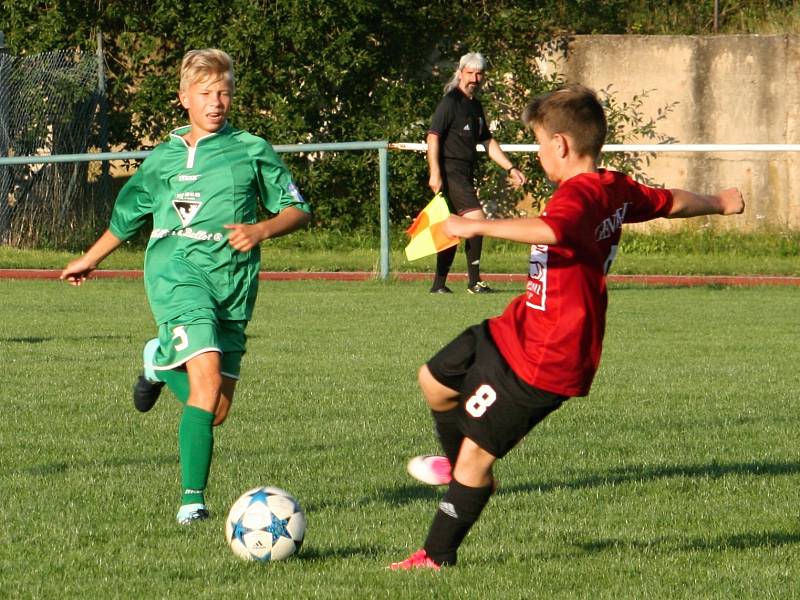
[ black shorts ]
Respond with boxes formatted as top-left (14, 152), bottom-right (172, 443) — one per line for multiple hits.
top-left (426, 321), bottom-right (568, 458)
top-left (442, 160), bottom-right (481, 215)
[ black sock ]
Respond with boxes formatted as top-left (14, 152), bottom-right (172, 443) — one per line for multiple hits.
top-left (423, 478), bottom-right (494, 566)
top-left (432, 408), bottom-right (462, 466)
top-left (465, 236), bottom-right (483, 286)
top-left (432, 246), bottom-right (457, 289)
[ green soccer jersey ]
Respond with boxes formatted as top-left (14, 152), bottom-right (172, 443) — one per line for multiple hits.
top-left (109, 123), bottom-right (310, 325)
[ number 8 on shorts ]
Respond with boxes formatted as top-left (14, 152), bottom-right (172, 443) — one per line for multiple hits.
top-left (465, 384), bottom-right (497, 418)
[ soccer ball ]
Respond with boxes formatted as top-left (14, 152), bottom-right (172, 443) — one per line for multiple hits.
top-left (225, 486), bottom-right (306, 561)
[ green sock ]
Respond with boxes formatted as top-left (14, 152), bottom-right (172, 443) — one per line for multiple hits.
top-left (145, 338), bottom-right (189, 403)
top-left (179, 405), bottom-right (215, 506)
top-left (158, 368), bottom-right (190, 404)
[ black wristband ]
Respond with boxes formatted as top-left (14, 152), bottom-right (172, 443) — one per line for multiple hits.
top-left (506, 165), bottom-right (516, 173)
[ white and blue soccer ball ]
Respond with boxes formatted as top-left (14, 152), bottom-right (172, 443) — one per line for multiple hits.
top-left (225, 486), bottom-right (306, 561)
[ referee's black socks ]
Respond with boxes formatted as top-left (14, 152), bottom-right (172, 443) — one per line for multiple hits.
top-left (465, 236), bottom-right (483, 286)
top-left (433, 246), bottom-right (457, 289)
top-left (423, 478), bottom-right (494, 566)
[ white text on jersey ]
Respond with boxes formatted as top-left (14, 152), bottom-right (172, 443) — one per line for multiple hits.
top-left (595, 202), bottom-right (630, 241)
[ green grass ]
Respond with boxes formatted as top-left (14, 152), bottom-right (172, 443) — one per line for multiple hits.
top-left (2, 229), bottom-right (800, 275)
top-left (1, 278), bottom-right (798, 598)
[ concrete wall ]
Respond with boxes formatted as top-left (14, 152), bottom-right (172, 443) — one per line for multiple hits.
top-left (540, 35), bottom-right (800, 231)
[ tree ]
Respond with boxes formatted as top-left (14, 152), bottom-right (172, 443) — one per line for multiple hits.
top-left (0, 0), bottom-right (686, 240)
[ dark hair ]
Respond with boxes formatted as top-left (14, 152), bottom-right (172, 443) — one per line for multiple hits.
top-left (521, 84), bottom-right (607, 158)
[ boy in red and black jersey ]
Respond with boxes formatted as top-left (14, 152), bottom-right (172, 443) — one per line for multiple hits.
top-left (391, 84), bottom-right (745, 570)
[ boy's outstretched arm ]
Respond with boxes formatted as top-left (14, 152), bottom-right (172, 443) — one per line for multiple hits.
top-left (444, 214), bottom-right (557, 245)
top-left (60, 229), bottom-right (123, 286)
top-left (667, 188), bottom-right (745, 218)
top-left (225, 206), bottom-right (311, 252)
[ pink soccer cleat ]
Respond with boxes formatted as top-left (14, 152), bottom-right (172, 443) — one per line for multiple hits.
top-left (406, 455), bottom-right (452, 486)
top-left (389, 549), bottom-right (441, 571)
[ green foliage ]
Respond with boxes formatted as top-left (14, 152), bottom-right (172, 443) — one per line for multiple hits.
top-left (2, 1), bottom-right (799, 238)
top-left (599, 86), bottom-right (679, 185)
top-left (621, 229), bottom-right (800, 256)
top-left (617, 0), bottom-right (800, 34)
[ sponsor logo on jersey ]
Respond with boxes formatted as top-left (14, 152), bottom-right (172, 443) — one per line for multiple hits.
top-left (595, 202), bottom-right (630, 241)
top-left (288, 182), bottom-right (306, 205)
top-left (178, 174), bottom-right (201, 182)
top-left (150, 227), bottom-right (223, 242)
top-left (173, 192), bottom-right (202, 227)
top-left (526, 244), bottom-right (548, 311)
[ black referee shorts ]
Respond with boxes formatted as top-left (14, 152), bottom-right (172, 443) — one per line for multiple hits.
top-left (426, 321), bottom-right (568, 458)
top-left (442, 160), bottom-right (482, 215)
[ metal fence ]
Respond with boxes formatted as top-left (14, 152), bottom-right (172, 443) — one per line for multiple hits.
top-left (3, 142), bottom-right (800, 278)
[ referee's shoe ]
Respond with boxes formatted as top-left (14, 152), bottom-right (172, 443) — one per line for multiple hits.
top-left (467, 281), bottom-right (492, 294)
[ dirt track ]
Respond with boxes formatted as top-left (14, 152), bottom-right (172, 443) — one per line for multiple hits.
top-left (2, 269), bottom-right (799, 287)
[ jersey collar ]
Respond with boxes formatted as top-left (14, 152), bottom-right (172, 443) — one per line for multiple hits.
top-left (169, 122), bottom-right (232, 147)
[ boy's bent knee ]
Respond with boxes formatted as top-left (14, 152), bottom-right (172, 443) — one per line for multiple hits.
top-left (418, 365), bottom-right (459, 411)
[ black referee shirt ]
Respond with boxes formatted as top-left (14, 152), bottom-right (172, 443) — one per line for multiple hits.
top-left (429, 88), bottom-right (492, 165)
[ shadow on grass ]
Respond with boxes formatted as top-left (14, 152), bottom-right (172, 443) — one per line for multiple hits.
top-left (19, 454), bottom-right (176, 477)
top-left (505, 460), bottom-right (800, 496)
top-left (369, 484), bottom-right (441, 508)
top-left (1, 334), bottom-right (130, 344)
top-left (300, 484), bottom-right (440, 514)
top-left (380, 460), bottom-right (800, 506)
top-left (576, 530), bottom-right (800, 554)
top-left (295, 544), bottom-right (384, 561)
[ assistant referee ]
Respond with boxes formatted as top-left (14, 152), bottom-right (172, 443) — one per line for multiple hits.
top-left (426, 52), bottom-right (526, 294)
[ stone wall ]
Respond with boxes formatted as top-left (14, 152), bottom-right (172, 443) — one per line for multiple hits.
top-left (540, 35), bottom-right (800, 231)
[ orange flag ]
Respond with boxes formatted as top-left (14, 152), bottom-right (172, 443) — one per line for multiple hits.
top-left (405, 193), bottom-right (459, 261)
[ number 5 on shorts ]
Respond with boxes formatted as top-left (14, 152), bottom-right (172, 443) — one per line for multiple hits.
top-left (172, 325), bottom-right (189, 352)
top-left (465, 384), bottom-right (497, 418)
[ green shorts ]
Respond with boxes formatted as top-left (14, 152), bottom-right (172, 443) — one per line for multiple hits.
top-left (152, 308), bottom-right (248, 379)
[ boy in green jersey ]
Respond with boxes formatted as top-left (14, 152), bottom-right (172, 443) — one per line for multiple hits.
top-left (61, 49), bottom-right (311, 524)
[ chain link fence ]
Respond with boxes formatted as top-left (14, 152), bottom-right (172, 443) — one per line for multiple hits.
top-left (0, 45), bottom-right (105, 248)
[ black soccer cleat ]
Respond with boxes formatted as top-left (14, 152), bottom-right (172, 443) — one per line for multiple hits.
top-left (467, 281), bottom-right (492, 294)
top-left (429, 285), bottom-right (453, 294)
top-left (133, 374), bottom-right (164, 413)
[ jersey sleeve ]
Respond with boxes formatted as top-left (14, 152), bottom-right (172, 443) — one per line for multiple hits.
top-left (623, 177), bottom-right (673, 223)
top-left (108, 164), bottom-right (154, 241)
top-left (252, 141), bottom-right (311, 215)
top-left (537, 187), bottom-right (590, 246)
top-left (428, 96), bottom-right (454, 137)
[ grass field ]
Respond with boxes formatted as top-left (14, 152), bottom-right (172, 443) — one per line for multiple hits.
top-left (1, 278), bottom-right (799, 598)
top-left (2, 229), bottom-right (800, 276)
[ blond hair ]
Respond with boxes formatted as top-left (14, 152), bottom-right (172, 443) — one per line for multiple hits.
top-left (179, 49), bottom-right (235, 92)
